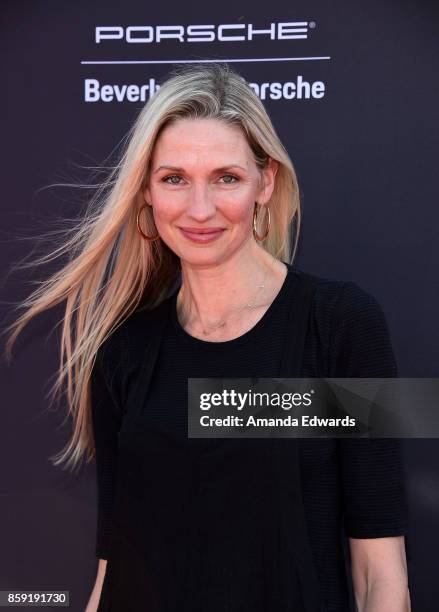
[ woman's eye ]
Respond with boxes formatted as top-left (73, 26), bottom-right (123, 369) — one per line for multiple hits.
top-left (220, 174), bottom-right (239, 184)
top-left (163, 175), bottom-right (183, 185)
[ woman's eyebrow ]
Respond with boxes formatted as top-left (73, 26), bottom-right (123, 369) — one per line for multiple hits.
top-left (153, 164), bottom-right (247, 174)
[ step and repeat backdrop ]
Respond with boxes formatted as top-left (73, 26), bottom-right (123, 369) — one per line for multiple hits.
top-left (1, 1), bottom-right (438, 610)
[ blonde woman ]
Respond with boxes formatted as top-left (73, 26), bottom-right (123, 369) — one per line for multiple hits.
top-left (4, 63), bottom-right (410, 611)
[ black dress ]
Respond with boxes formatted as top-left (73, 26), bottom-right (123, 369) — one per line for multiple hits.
top-left (91, 264), bottom-right (408, 611)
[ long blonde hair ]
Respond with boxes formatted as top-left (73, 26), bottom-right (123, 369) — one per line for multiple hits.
top-left (2, 62), bottom-right (302, 472)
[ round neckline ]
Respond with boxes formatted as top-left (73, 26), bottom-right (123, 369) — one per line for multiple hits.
top-left (170, 261), bottom-right (295, 348)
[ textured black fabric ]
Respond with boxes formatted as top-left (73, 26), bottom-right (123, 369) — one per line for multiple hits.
top-left (91, 263), bottom-right (408, 610)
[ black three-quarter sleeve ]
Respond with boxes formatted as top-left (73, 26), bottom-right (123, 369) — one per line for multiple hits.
top-left (329, 281), bottom-right (408, 539)
top-left (90, 346), bottom-right (123, 560)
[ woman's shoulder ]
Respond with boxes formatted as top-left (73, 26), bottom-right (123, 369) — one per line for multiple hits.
top-left (289, 265), bottom-right (384, 323)
top-left (96, 294), bottom-right (173, 368)
top-left (289, 266), bottom-right (396, 374)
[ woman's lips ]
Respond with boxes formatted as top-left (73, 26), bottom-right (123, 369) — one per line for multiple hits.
top-left (178, 227), bottom-right (225, 244)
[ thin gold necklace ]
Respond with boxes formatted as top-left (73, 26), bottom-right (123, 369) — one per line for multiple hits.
top-left (176, 259), bottom-right (278, 336)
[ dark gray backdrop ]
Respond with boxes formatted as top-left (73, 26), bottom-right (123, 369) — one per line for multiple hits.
top-left (1, 1), bottom-right (438, 610)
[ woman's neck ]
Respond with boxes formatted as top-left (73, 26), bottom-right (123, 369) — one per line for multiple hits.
top-left (176, 250), bottom-right (288, 337)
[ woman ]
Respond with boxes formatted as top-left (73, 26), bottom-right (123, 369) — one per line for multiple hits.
top-left (4, 63), bottom-right (410, 611)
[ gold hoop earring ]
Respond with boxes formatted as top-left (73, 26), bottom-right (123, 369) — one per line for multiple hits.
top-left (253, 202), bottom-right (270, 241)
top-left (136, 203), bottom-right (160, 242)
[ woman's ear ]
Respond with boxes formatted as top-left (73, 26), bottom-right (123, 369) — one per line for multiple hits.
top-left (143, 186), bottom-right (152, 205)
top-left (259, 157), bottom-right (279, 204)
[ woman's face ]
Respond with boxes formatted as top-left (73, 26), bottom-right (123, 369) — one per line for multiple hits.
top-left (143, 117), bottom-right (278, 266)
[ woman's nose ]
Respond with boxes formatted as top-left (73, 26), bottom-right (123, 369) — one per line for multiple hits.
top-left (185, 185), bottom-right (217, 221)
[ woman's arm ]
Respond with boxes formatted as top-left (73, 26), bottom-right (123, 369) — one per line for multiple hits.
top-left (328, 282), bottom-right (411, 611)
top-left (85, 559), bottom-right (107, 612)
top-left (87, 340), bottom-right (123, 610)
top-left (349, 536), bottom-right (411, 611)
